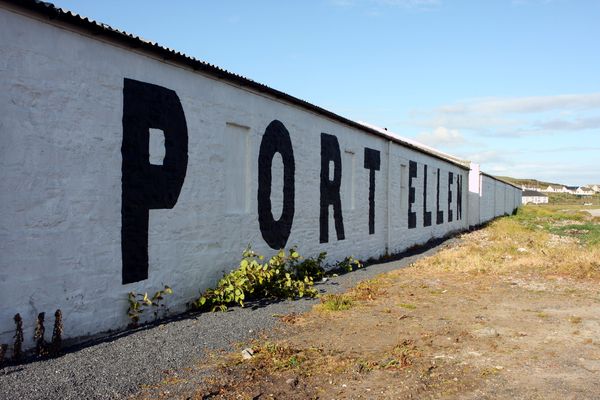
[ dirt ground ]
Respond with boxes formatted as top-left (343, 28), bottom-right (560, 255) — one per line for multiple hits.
top-left (135, 208), bottom-right (600, 399)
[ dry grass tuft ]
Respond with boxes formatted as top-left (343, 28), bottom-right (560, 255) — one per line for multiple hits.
top-left (351, 279), bottom-right (388, 301)
top-left (246, 341), bottom-right (353, 377)
top-left (409, 206), bottom-right (600, 280)
top-left (317, 294), bottom-right (354, 312)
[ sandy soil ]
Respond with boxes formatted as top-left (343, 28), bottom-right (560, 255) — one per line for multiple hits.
top-left (134, 227), bottom-right (600, 399)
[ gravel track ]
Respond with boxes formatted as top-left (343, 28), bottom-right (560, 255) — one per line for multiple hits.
top-left (0, 240), bottom-right (453, 400)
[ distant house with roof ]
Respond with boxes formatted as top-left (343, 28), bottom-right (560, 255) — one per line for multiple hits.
top-left (543, 185), bottom-right (569, 193)
top-left (565, 186), bottom-right (579, 194)
top-left (522, 190), bottom-right (548, 205)
top-left (585, 184), bottom-right (600, 193)
top-left (575, 186), bottom-right (595, 196)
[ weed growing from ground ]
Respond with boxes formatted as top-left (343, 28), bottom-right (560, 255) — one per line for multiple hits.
top-left (34, 312), bottom-right (47, 357)
top-left (12, 314), bottom-right (23, 361)
top-left (319, 294), bottom-right (353, 311)
top-left (127, 286), bottom-right (173, 327)
top-left (0, 344), bottom-right (6, 366)
top-left (194, 247), bottom-right (345, 312)
top-left (49, 309), bottom-right (63, 357)
top-left (398, 303), bottom-right (417, 310)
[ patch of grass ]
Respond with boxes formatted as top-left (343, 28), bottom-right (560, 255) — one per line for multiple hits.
top-left (351, 280), bottom-right (387, 301)
top-left (513, 205), bottom-right (587, 231)
top-left (550, 222), bottom-right (600, 245)
top-left (354, 359), bottom-right (374, 373)
top-left (275, 313), bottom-right (302, 324)
top-left (370, 340), bottom-right (420, 371)
top-left (244, 341), bottom-right (353, 377)
top-left (251, 342), bottom-right (307, 371)
top-left (286, 355), bottom-right (300, 368)
top-left (408, 205), bottom-right (600, 280)
top-left (480, 366), bottom-right (502, 377)
top-left (398, 303), bottom-right (417, 310)
top-left (318, 294), bottom-right (353, 311)
top-left (514, 204), bottom-right (600, 244)
top-left (547, 192), bottom-right (600, 206)
top-left (392, 339), bottom-right (418, 367)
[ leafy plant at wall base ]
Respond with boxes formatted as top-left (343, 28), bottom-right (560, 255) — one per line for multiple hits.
top-left (336, 256), bottom-right (363, 273)
top-left (127, 286), bottom-right (173, 327)
top-left (194, 247), bottom-right (324, 312)
top-left (293, 251), bottom-right (327, 281)
top-left (150, 286), bottom-right (174, 320)
top-left (0, 344), bottom-right (7, 366)
top-left (12, 313), bottom-right (23, 361)
top-left (34, 312), bottom-right (47, 357)
top-left (50, 309), bottom-right (63, 357)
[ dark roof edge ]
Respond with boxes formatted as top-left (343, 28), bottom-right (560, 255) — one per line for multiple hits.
top-left (480, 172), bottom-right (522, 190)
top-left (522, 190), bottom-right (547, 197)
top-left (1, 0), bottom-right (473, 170)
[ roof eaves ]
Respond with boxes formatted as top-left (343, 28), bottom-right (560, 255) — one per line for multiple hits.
top-left (1, 0), bottom-right (474, 170)
top-left (480, 173), bottom-right (522, 190)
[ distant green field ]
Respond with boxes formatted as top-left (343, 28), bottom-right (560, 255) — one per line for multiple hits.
top-left (516, 205), bottom-right (600, 246)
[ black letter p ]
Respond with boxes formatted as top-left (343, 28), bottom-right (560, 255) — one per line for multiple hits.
top-left (121, 78), bottom-right (188, 284)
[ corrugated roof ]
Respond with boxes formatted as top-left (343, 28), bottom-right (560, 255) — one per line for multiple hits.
top-left (357, 122), bottom-right (472, 167)
top-left (2, 0), bottom-right (474, 170)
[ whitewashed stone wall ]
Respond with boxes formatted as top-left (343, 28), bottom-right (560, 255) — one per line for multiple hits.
top-left (0, 5), bottom-right (520, 349)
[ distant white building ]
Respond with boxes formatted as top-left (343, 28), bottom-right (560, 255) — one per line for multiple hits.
top-left (522, 190), bottom-right (549, 205)
top-left (585, 184), bottom-right (600, 193)
top-left (542, 185), bottom-right (568, 193)
top-left (521, 185), bottom-right (541, 191)
top-left (575, 187), bottom-right (595, 196)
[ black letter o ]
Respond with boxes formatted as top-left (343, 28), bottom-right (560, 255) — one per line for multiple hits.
top-left (258, 120), bottom-right (295, 249)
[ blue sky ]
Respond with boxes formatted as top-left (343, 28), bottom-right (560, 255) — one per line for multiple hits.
top-left (54, 0), bottom-right (600, 185)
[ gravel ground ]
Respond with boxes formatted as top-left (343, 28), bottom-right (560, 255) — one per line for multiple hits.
top-left (0, 239), bottom-right (454, 400)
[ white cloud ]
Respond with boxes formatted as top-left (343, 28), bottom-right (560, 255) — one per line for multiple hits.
top-left (534, 116), bottom-right (600, 131)
top-left (439, 93), bottom-right (600, 115)
top-left (414, 126), bottom-right (464, 147)
top-left (535, 145), bottom-right (600, 153)
top-left (410, 93), bottom-right (600, 137)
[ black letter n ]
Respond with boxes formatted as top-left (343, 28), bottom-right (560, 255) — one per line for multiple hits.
top-left (122, 78), bottom-right (188, 284)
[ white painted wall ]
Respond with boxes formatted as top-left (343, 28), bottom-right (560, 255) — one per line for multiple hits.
top-left (0, 6), bottom-right (521, 350)
top-left (522, 195), bottom-right (548, 204)
top-left (467, 163), bottom-right (481, 228)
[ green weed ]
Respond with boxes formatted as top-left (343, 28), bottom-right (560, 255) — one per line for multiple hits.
top-left (319, 294), bottom-right (353, 311)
